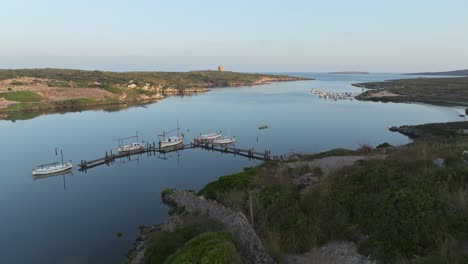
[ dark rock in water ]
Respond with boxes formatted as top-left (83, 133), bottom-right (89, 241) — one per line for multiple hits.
top-left (376, 142), bottom-right (393, 148)
top-left (116, 232), bottom-right (123, 237)
top-left (433, 158), bottom-right (445, 168)
top-left (388, 125), bottom-right (424, 139)
top-left (460, 114), bottom-right (465, 117)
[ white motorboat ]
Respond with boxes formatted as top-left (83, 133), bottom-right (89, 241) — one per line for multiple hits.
top-left (32, 162), bottom-right (73, 176)
top-left (196, 132), bottom-right (222, 142)
top-left (118, 142), bottom-right (144, 153)
top-left (212, 137), bottom-right (236, 145)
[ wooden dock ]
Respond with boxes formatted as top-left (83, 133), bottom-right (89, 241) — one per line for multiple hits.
top-left (78, 142), bottom-right (278, 171)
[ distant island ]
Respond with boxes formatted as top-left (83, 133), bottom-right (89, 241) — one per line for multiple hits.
top-left (0, 68), bottom-right (311, 120)
top-left (328, 71), bottom-right (369, 75)
top-left (406, 69), bottom-right (468, 76)
top-left (353, 77), bottom-right (468, 107)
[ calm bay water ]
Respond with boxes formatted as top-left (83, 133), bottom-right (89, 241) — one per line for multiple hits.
top-left (0, 73), bottom-right (465, 263)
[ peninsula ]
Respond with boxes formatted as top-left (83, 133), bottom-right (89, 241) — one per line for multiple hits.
top-left (406, 69), bottom-right (468, 76)
top-left (328, 71), bottom-right (369, 74)
top-left (353, 77), bottom-right (468, 106)
top-left (0, 69), bottom-right (310, 120)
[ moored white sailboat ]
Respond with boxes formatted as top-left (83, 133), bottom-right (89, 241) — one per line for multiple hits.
top-left (118, 142), bottom-right (144, 153)
top-left (159, 121), bottom-right (184, 149)
top-left (212, 128), bottom-right (235, 145)
top-left (117, 132), bottom-right (144, 153)
top-left (212, 137), bottom-right (236, 145)
top-left (32, 149), bottom-right (72, 175)
top-left (196, 131), bottom-right (222, 142)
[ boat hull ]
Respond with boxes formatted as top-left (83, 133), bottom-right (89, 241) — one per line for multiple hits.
top-left (159, 136), bottom-right (184, 149)
top-left (212, 138), bottom-right (236, 145)
top-left (118, 143), bottom-right (144, 153)
top-left (32, 163), bottom-right (73, 175)
top-left (196, 132), bottom-right (222, 142)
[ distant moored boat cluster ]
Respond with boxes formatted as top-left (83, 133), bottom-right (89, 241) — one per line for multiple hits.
top-left (310, 89), bottom-right (360, 101)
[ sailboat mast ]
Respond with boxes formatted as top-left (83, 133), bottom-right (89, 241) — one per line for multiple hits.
top-left (177, 120), bottom-right (180, 136)
top-left (61, 149), bottom-right (64, 165)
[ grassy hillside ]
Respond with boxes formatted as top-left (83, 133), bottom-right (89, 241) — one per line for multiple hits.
top-left (354, 77), bottom-right (468, 106)
top-left (0, 68), bottom-right (309, 120)
top-left (0, 68), bottom-right (308, 89)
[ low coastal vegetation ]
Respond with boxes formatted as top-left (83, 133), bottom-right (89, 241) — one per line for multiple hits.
top-left (142, 214), bottom-right (241, 264)
top-left (138, 122), bottom-right (468, 263)
top-left (407, 69), bottom-right (468, 76)
top-left (0, 68), bottom-right (308, 120)
top-left (0, 91), bottom-right (43, 102)
top-left (354, 77), bottom-right (468, 106)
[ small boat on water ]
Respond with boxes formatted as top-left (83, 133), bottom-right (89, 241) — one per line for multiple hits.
top-left (212, 137), bottom-right (236, 145)
top-left (159, 121), bottom-right (184, 149)
top-left (118, 142), bottom-right (144, 153)
top-left (196, 132), bottom-right (222, 142)
top-left (33, 166), bottom-right (73, 180)
top-left (117, 132), bottom-right (144, 153)
top-left (33, 149), bottom-right (72, 175)
top-left (33, 162), bottom-right (73, 175)
top-left (160, 135), bottom-right (184, 148)
top-left (258, 125), bottom-right (268, 130)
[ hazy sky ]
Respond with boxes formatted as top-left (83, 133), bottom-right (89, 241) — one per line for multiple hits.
top-left (1, 0), bottom-right (467, 72)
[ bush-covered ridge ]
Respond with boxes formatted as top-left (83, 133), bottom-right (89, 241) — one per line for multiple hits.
top-left (354, 77), bottom-right (468, 106)
top-left (0, 68), bottom-right (309, 89)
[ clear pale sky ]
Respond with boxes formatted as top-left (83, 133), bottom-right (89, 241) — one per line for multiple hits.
top-left (1, 0), bottom-right (467, 72)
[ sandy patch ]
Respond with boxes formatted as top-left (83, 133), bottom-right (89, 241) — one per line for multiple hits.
top-left (368, 90), bottom-right (400, 98)
top-left (0, 77), bottom-right (119, 104)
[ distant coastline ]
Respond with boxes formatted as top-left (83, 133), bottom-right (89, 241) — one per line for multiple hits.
top-left (328, 71), bottom-right (369, 75)
top-left (0, 68), bottom-right (311, 120)
top-left (406, 69), bottom-right (468, 76)
top-left (353, 76), bottom-right (468, 107)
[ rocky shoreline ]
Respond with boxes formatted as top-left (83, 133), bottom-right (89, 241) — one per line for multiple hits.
top-left (0, 74), bottom-right (309, 120)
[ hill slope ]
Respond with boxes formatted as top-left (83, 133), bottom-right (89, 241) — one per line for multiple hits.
top-left (407, 69), bottom-right (468, 76)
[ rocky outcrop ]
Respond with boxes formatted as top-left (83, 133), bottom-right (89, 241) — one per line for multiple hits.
top-left (162, 190), bottom-right (275, 264)
top-left (286, 241), bottom-right (374, 264)
top-left (389, 125), bottom-right (424, 139)
top-left (126, 216), bottom-right (182, 264)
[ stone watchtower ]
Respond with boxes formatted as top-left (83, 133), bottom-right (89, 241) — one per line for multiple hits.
top-left (218, 66), bottom-right (225, 72)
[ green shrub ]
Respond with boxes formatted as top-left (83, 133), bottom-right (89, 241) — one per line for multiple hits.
top-left (305, 156), bottom-right (468, 260)
top-left (257, 186), bottom-right (313, 253)
top-left (164, 232), bottom-right (241, 264)
top-left (0, 91), bottom-right (42, 102)
top-left (103, 85), bottom-right (123, 94)
top-left (145, 215), bottom-right (225, 264)
top-left (198, 170), bottom-right (252, 200)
